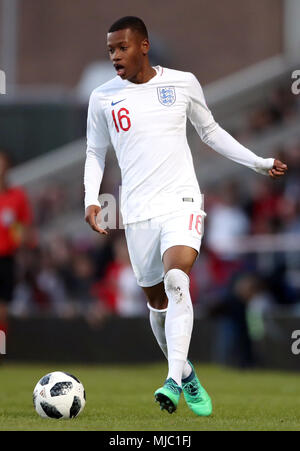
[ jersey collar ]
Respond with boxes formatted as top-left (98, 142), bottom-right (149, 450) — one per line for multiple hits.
top-left (122, 66), bottom-right (163, 87)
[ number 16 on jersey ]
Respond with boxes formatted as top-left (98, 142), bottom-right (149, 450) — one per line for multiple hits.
top-left (112, 108), bottom-right (131, 132)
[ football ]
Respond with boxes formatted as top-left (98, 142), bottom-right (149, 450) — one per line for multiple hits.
top-left (33, 371), bottom-right (86, 419)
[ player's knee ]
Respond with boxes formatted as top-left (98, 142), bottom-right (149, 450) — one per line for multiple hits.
top-left (164, 268), bottom-right (189, 293)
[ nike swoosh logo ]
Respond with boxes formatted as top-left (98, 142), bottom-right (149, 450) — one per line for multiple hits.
top-left (111, 99), bottom-right (126, 106)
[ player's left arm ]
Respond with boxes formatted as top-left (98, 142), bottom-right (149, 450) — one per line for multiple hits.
top-left (186, 73), bottom-right (288, 179)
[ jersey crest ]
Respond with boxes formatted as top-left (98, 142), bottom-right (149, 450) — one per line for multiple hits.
top-left (157, 86), bottom-right (176, 106)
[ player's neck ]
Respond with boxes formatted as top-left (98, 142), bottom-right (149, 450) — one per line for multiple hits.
top-left (128, 64), bottom-right (157, 84)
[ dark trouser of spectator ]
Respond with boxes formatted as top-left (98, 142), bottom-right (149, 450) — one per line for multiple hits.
top-left (0, 255), bottom-right (15, 358)
top-left (212, 313), bottom-right (254, 368)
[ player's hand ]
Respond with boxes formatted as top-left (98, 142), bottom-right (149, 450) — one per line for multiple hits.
top-left (85, 205), bottom-right (108, 235)
top-left (268, 159), bottom-right (288, 179)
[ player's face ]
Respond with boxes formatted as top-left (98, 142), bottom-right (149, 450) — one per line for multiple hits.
top-left (107, 28), bottom-right (149, 81)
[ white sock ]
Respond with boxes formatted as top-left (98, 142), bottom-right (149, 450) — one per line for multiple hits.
top-left (164, 269), bottom-right (194, 386)
top-left (148, 303), bottom-right (168, 358)
top-left (147, 303), bottom-right (192, 380)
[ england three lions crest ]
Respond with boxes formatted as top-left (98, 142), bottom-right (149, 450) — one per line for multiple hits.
top-left (157, 86), bottom-right (176, 106)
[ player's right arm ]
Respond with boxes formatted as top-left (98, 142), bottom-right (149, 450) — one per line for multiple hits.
top-left (84, 90), bottom-right (111, 235)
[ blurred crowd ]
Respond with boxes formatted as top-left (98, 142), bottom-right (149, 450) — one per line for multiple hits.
top-left (233, 83), bottom-right (298, 139)
top-left (3, 82), bottom-right (300, 367)
top-left (10, 232), bottom-right (147, 322)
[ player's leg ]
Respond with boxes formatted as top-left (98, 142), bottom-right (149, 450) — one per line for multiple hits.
top-left (124, 220), bottom-right (186, 411)
top-left (143, 283), bottom-right (168, 358)
top-left (162, 245), bottom-right (197, 386)
top-left (151, 245), bottom-right (196, 413)
top-left (160, 245), bottom-right (212, 416)
top-left (124, 216), bottom-right (211, 415)
top-left (124, 221), bottom-right (174, 364)
top-left (154, 205), bottom-right (212, 415)
top-left (142, 282), bottom-right (192, 379)
top-left (143, 281), bottom-right (167, 310)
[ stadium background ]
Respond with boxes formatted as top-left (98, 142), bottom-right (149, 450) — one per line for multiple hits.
top-left (1, 0), bottom-right (300, 370)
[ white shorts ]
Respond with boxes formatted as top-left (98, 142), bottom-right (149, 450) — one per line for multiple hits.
top-left (124, 203), bottom-right (206, 287)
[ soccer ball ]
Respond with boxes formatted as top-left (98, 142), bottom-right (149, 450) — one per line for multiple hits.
top-left (33, 371), bottom-right (86, 419)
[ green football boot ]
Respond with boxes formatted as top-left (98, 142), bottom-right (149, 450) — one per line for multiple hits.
top-left (154, 377), bottom-right (182, 414)
top-left (182, 362), bottom-right (212, 416)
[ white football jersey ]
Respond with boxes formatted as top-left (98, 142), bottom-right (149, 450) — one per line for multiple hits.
top-left (85, 66), bottom-right (274, 224)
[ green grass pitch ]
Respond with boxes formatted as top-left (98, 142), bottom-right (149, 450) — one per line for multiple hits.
top-left (0, 362), bottom-right (300, 431)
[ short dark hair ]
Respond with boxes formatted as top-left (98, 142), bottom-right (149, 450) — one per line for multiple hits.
top-left (108, 16), bottom-right (148, 39)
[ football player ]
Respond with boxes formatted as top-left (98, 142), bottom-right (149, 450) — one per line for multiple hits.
top-left (84, 16), bottom-right (287, 415)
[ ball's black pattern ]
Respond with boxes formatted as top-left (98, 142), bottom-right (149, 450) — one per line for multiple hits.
top-left (69, 396), bottom-right (81, 418)
top-left (63, 372), bottom-right (81, 383)
top-left (39, 374), bottom-right (51, 386)
top-left (50, 381), bottom-right (73, 397)
top-left (40, 401), bottom-right (63, 419)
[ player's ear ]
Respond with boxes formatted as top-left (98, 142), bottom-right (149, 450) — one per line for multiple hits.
top-left (141, 38), bottom-right (150, 55)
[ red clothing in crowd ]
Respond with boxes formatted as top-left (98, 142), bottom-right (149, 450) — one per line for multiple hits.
top-left (92, 261), bottom-right (123, 313)
top-left (0, 186), bottom-right (32, 256)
